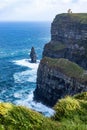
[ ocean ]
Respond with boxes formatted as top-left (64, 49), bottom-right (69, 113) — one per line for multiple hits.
top-left (0, 22), bottom-right (54, 117)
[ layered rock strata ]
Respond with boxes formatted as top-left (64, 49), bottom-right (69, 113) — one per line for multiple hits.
top-left (34, 13), bottom-right (87, 107)
top-left (34, 57), bottom-right (87, 106)
top-left (43, 13), bottom-right (87, 69)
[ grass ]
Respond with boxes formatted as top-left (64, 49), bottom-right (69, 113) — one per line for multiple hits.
top-left (74, 92), bottom-right (87, 101)
top-left (54, 13), bottom-right (87, 24)
top-left (0, 92), bottom-right (87, 130)
top-left (0, 103), bottom-right (60, 130)
top-left (45, 42), bottom-right (66, 51)
top-left (53, 92), bottom-right (87, 130)
top-left (41, 57), bottom-right (87, 83)
top-left (69, 13), bottom-right (87, 23)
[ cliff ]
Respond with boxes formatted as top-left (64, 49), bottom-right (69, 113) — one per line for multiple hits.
top-left (43, 13), bottom-right (87, 69)
top-left (34, 13), bottom-right (87, 107)
top-left (51, 13), bottom-right (87, 43)
top-left (0, 92), bottom-right (87, 130)
top-left (34, 57), bottom-right (87, 106)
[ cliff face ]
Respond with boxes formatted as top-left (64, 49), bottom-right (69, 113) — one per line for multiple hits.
top-left (51, 13), bottom-right (87, 43)
top-left (34, 57), bottom-right (87, 106)
top-left (43, 13), bottom-right (87, 69)
top-left (34, 13), bottom-right (87, 107)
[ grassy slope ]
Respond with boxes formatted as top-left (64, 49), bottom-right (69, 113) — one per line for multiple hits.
top-left (53, 92), bottom-right (87, 130)
top-left (0, 92), bottom-right (87, 130)
top-left (41, 57), bottom-right (87, 83)
top-left (0, 103), bottom-right (59, 130)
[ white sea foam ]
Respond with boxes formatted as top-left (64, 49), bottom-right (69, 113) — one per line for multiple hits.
top-left (13, 59), bottom-right (39, 83)
top-left (14, 92), bottom-right (22, 98)
top-left (13, 69), bottom-right (37, 83)
top-left (13, 59), bottom-right (55, 117)
top-left (13, 59), bottom-right (39, 69)
top-left (39, 37), bottom-right (50, 41)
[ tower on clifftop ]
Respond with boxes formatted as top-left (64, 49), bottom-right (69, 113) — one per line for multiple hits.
top-left (68, 9), bottom-right (72, 13)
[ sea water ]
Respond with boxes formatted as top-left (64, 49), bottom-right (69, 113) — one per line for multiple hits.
top-left (0, 22), bottom-right (55, 117)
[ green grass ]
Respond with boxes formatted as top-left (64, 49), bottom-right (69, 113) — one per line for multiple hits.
top-left (41, 57), bottom-right (87, 83)
top-left (54, 13), bottom-right (87, 24)
top-left (69, 13), bottom-right (87, 23)
top-left (45, 42), bottom-right (66, 51)
top-left (0, 92), bottom-right (87, 129)
top-left (0, 103), bottom-right (60, 130)
top-left (53, 92), bottom-right (87, 130)
top-left (74, 92), bottom-right (87, 101)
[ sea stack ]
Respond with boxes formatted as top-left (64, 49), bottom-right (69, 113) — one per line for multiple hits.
top-left (30, 47), bottom-right (37, 63)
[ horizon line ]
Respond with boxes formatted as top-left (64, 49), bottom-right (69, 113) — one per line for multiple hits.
top-left (0, 20), bottom-right (51, 23)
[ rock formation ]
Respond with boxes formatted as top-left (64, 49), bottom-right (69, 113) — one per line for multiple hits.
top-left (34, 13), bottom-right (87, 107)
top-left (43, 13), bottom-right (87, 69)
top-left (34, 57), bottom-right (87, 106)
top-left (30, 47), bottom-right (37, 63)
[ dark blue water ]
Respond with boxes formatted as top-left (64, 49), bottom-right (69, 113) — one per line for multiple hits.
top-left (0, 22), bottom-right (54, 116)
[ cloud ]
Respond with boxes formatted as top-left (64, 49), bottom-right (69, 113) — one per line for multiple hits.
top-left (0, 0), bottom-right (86, 21)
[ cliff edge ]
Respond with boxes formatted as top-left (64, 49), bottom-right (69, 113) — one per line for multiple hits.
top-left (34, 13), bottom-right (87, 107)
top-left (43, 13), bottom-right (87, 69)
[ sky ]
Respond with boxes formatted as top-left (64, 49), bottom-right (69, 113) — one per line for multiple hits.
top-left (0, 0), bottom-right (87, 21)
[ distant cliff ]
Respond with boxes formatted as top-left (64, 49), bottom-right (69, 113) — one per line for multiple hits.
top-left (51, 13), bottom-right (87, 43)
top-left (34, 13), bottom-right (87, 107)
top-left (43, 13), bottom-right (87, 69)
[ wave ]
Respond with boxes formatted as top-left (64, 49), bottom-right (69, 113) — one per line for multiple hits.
top-left (13, 59), bottom-right (39, 83)
top-left (12, 58), bottom-right (55, 117)
top-left (13, 59), bottom-right (39, 68)
top-left (13, 69), bottom-right (37, 83)
top-left (38, 37), bottom-right (50, 41)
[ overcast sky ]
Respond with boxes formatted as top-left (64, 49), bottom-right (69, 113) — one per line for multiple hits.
top-left (0, 0), bottom-right (87, 21)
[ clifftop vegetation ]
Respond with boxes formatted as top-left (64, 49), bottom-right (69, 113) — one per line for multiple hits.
top-left (0, 92), bottom-right (87, 130)
top-left (41, 57), bottom-right (87, 83)
top-left (53, 92), bottom-right (87, 129)
top-left (44, 42), bottom-right (66, 51)
top-left (0, 103), bottom-right (59, 130)
top-left (54, 13), bottom-right (87, 24)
